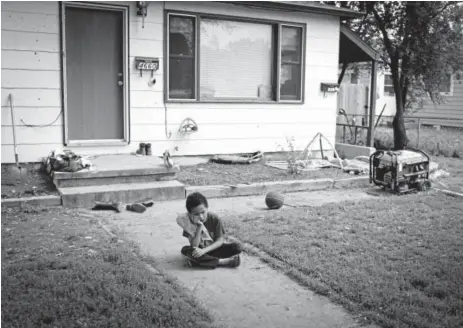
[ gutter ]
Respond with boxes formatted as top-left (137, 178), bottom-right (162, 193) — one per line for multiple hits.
top-left (221, 1), bottom-right (365, 19)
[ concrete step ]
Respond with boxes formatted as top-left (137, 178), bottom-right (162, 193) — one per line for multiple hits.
top-left (59, 180), bottom-right (186, 208)
top-left (53, 167), bottom-right (178, 188)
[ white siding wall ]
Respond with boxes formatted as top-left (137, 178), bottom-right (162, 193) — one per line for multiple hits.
top-left (375, 71), bottom-right (396, 117)
top-left (1, 1), bottom-right (340, 163)
top-left (1, 1), bottom-right (62, 163)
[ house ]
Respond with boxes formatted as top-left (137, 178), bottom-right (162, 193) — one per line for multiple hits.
top-left (340, 65), bottom-right (463, 127)
top-left (411, 72), bottom-right (463, 127)
top-left (1, 1), bottom-right (367, 164)
top-left (339, 63), bottom-right (395, 121)
top-left (339, 64), bottom-right (396, 119)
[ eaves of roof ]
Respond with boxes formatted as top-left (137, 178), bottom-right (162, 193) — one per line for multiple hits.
top-left (221, 1), bottom-right (364, 19)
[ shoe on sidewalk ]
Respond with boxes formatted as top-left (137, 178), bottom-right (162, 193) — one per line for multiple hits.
top-left (126, 203), bottom-right (147, 213)
top-left (93, 201), bottom-right (123, 213)
top-left (137, 198), bottom-right (154, 207)
top-left (137, 143), bottom-right (146, 156)
top-left (145, 143), bottom-right (152, 156)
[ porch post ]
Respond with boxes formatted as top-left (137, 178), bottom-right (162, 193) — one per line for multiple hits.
top-left (367, 60), bottom-right (377, 147)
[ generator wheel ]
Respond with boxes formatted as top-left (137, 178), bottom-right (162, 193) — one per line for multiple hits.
top-left (424, 181), bottom-right (432, 190)
top-left (417, 182), bottom-right (424, 192)
top-left (418, 181), bottom-right (431, 192)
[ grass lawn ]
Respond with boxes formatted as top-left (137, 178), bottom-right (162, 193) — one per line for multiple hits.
top-left (432, 157), bottom-right (463, 193)
top-left (1, 206), bottom-right (219, 328)
top-left (337, 124), bottom-right (463, 158)
top-left (222, 192), bottom-right (463, 328)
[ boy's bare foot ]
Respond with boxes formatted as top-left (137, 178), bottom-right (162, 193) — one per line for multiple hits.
top-left (219, 255), bottom-right (241, 268)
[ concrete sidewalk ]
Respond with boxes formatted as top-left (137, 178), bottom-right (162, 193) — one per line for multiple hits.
top-left (101, 189), bottom-right (379, 328)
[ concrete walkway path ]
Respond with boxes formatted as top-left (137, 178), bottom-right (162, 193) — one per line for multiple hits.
top-left (101, 189), bottom-right (380, 328)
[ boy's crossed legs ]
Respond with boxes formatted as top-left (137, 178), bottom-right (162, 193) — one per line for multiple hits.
top-left (181, 241), bottom-right (242, 268)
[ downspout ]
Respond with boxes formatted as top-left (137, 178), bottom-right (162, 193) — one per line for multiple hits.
top-left (163, 1), bottom-right (172, 140)
top-left (367, 59), bottom-right (377, 147)
top-left (164, 103), bottom-right (172, 139)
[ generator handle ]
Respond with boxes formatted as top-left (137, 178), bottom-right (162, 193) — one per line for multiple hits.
top-left (369, 150), bottom-right (386, 183)
top-left (405, 147), bottom-right (430, 163)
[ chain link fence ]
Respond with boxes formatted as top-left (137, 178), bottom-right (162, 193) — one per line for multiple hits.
top-left (336, 114), bottom-right (463, 158)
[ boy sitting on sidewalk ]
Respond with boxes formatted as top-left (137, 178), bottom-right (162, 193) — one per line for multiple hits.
top-left (177, 192), bottom-right (242, 268)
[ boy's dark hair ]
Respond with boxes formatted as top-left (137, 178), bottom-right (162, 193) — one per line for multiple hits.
top-left (186, 192), bottom-right (208, 213)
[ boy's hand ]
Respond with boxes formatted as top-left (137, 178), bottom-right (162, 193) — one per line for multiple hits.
top-left (192, 247), bottom-right (205, 258)
top-left (190, 215), bottom-right (203, 226)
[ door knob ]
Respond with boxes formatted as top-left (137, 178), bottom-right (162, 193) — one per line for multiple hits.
top-left (118, 81), bottom-right (124, 86)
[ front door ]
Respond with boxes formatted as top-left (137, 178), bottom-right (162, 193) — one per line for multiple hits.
top-left (63, 3), bottom-right (127, 144)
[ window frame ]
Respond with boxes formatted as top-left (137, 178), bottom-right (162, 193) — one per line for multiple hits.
top-left (166, 12), bottom-right (198, 102)
top-left (164, 10), bottom-right (306, 104)
top-left (383, 72), bottom-right (394, 97)
top-left (279, 23), bottom-right (305, 102)
top-left (438, 73), bottom-right (454, 96)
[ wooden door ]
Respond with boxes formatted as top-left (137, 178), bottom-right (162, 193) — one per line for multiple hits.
top-left (64, 5), bottom-right (126, 143)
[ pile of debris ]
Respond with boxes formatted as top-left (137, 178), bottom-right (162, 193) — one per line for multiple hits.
top-left (210, 151), bottom-right (263, 165)
top-left (340, 156), bottom-right (370, 175)
top-left (266, 154), bottom-right (447, 178)
top-left (44, 149), bottom-right (92, 174)
top-left (265, 155), bottom-right (370, 175)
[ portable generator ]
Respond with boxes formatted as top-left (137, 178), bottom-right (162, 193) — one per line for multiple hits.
top-left (369, 148), bottom-right (431, 194)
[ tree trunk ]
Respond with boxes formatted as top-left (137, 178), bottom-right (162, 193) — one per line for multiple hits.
top-left (391, 60), bottom-right (408, 150)
top-left (392, 104), bottom-right (407, 150)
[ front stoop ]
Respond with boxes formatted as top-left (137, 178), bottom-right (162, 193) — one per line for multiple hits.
top-left (59, 180), bottom-right (186, 208)
top-left (52, 167), bottom-right (178, 187)
top-left (49, 154), bottom-right (186, 208)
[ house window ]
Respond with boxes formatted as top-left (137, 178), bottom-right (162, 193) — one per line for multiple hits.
top-left (167, 13), bottom-right (304, 102)
top-left (168, 15), bottom-right (196, 100)
top-left (384, 73), bottom-right (394, 96)
top-left (199, 19), bottom-right (274, 100)
top-left (438, 73), bottom-right (452, 95)
top-left (280, 26), bottom-right (303, 100)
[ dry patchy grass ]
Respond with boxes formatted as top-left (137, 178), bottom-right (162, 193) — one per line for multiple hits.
top-left (1, 206), bottom-right (218, 328)
top-left (1, 166), bottom-right (58, 199)
top-left (222, 193), bottom-right (463, 328)
top-left (177, 162), bottom-right (348, 186)
top-left (432, 157), bottom-right (463, 193)
top-left (337, 125), bottom-right (463, 158)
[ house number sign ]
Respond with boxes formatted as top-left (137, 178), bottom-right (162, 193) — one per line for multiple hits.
top-left (135, 57), bottom-right (159, 77)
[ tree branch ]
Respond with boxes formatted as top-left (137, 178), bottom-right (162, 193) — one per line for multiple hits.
top-left (371, 5), bottom-right (395, 61)
top-left (338, 61), bottom-right (349, 85)
top-left (426, 2), bottom-right (454, 23)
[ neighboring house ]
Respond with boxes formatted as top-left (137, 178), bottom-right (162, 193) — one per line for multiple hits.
top-left (340, 66), bottom-right (396, 118)
top-left (341, 65), bottom-right (463, 126)
top-left (412, 72), bottom-right (463, 126)
top-left (1, 1), bottom-right (363, 164)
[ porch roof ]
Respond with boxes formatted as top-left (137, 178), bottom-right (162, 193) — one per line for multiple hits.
top-left (339, 25), bottom-right (380, 63)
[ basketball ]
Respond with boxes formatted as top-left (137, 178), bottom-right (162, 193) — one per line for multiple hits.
top-left (265, 191), bottom-right (284, 210)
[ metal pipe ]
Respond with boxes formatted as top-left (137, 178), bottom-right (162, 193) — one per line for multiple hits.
top-left (367, 60), bottom-right (377, 147)
top-left (417, 118), bottom-right (421, 148)
top-left (9, 94), bottom-right (19, 167)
